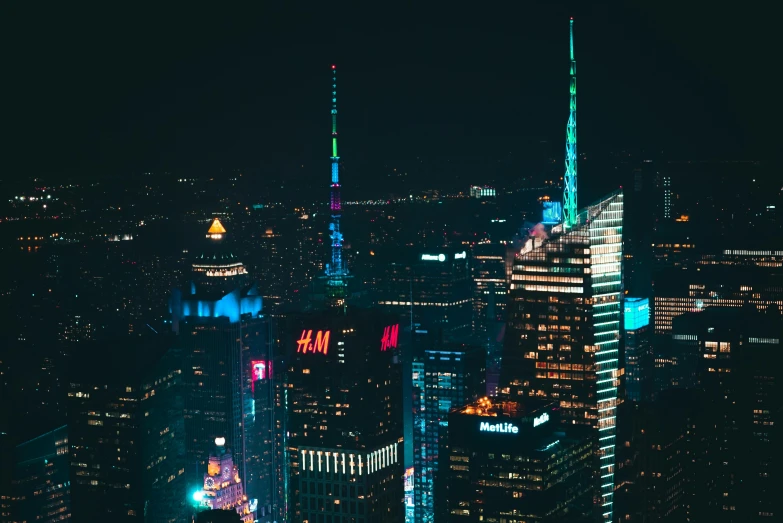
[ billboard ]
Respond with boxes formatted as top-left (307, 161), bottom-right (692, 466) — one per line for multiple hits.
top-left (251, 360), bottom-right (269, 392)
top-left (542, 201), bottom-right (562, 224)
top-left (404, 467), bottom-right (414, 523)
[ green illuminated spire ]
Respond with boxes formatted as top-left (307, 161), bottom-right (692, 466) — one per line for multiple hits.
top-left (563, 18), bottom-right (578, 228)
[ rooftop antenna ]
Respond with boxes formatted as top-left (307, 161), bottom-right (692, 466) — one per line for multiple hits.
top-left (562, 18), bottom-right (578, 228)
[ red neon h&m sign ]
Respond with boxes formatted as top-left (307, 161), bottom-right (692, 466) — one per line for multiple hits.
top-left (297, 330), bottom-right (330, 355)
top-left (380, 324), bottom-right (399, 351)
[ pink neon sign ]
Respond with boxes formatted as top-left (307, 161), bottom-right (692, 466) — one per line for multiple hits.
top-left (297, 330), bottom-right (330, 355)
top-left (251, 360), bottom-right (268, 392)
top-left (380, 324), bottom-right (399, 351)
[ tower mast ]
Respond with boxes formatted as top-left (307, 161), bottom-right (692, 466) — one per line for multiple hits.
top-left (562, 18), bottom-right (578, 228)
top-left (326, 65), bottom-right (347, 309)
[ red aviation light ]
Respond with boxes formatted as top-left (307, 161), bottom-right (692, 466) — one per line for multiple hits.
top-left (332, 65), bottom-right (336, 69)
top-left (297, 329), bottom-right (331, 355)
top-left (380, 324), bottom-right (399, 351)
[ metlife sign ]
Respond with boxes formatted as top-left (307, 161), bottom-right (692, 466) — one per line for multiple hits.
top-left (533, 412), bottom-right (549, 427)
top-left (479, 421), bottom-right (519, 434)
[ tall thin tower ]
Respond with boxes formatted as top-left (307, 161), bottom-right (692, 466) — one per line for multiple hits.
top-left (325, 64), bottom-right (347, 309)
top-left (562, 18), bottom-right (578, 228)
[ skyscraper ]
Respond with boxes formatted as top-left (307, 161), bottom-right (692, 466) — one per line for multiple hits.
top-left (444, 398), bottom-right (594, 521)
top-left (412, 341), bottom-right (485, 523)
top-left (12, 425), bottom-right (71, 523)
top-left (67, 335), bottom-right (186, 522)
top-left (170, 218), bottom-right (266, 495)
top-left (374, 246), bottom-right (472, 340)
top-left (623, 297), bottom-right (652, 402)
top-left (282, 309), bottom-right (403, 523)
top-left (471, 243), bottom-right (508, 396)
top-left (671, 306), bottom-right (782, 520)
top-left (502, 190), bottom-right (624, 520)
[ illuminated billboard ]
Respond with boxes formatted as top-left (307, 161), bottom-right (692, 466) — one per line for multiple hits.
top-left (380, 324), bottom-right (399, 351)
top-left (624, 298), bottom-right (650, 331)
top-left (542, 201), bottom-right (562, 224)
top-left (479, 421), bottom-right (519, 434)
top-left (533, 412), bottom-right (549, 427)
top-left (421, 253), bottom-right (446, 262)
top-left (404, 467), bottom-right (414, 523)
top-left (297, 329), bottom-right (331, 355)
top-left (251, 360), bottom-right (268, 392)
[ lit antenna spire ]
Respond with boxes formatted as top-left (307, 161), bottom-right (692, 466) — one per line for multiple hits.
top-left (562, 17), bottom-right (578, 228)
top-left (325, 64), bottom-right (347, 308)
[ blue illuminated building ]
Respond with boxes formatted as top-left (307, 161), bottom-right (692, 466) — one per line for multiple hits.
top-left (624, 298), bottom-right (652, 402)
top-left (170, 218), bottom-right (269, 505)
top-left (412, 339), bottom-right (485, 523)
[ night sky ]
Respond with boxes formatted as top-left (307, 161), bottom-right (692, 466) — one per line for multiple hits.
top-left (4, 2), bottom-right (773, 181)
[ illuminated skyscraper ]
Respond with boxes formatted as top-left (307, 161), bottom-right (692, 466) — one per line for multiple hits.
top-left (502, 190), bottom-right (623, 520)
top-left (171, 218), bottom-right (266, 497)
top-left (282, 309), bottom-right (403, 523)
top-left (412, 341), bottom-right (485, 523)
top-left (443, 398), bottom-right (594, 521)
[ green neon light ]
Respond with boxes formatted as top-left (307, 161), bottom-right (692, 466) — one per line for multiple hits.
top-left (332, 138), bottom-right (337, 158)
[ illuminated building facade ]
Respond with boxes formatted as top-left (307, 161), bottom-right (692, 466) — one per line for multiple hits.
top-left (444, 398), bottom-right (593, 521)
top-left (195, 438), bottom-right (256, 523)
top-left (283, 309), bottom-right (403, 523)
top-left (67, 336), bottom-right (186, 522)
top-left (671, 307), bottom-right (782, 520)
top-left (374, 247), bottom-right (472, 340)
top-left (501, 190), bottom-right (624, 520)
top-left (171, 218), bottom-right (267, 495)
top-left (653, 265), bottom-right (783, 334)
top-left (624, 298), bottom-right (652, 402)
top-left (412, 342), bottom-right (485, 523)
top-left (471, 243), bottom-right (507, 395)
top-left (12, 425), bottom-right (71, 523)
top-left (469, 185), bottom-right (496, 199)
top-left (193, 218), bottom-right (249, 287)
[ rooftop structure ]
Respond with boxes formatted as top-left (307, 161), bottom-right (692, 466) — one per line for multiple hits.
top-left (196, 438), bottom-right (256, 523)
top-left (325, 65), bottom-right (348, 309)
top-left (562, 18), bottom-right (578, 227)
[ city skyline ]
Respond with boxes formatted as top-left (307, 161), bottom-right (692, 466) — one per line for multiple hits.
top-left (1, 4), bottom-right (781, 523)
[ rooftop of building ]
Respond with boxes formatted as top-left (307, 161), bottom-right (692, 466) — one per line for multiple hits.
top-left (455, 396), bottom-right (556, 419)
top-left (207, 218), bottom-right (227, 235)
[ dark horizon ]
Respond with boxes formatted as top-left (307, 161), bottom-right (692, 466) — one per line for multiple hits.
top-left (4, 2), bottom-right (774, 182)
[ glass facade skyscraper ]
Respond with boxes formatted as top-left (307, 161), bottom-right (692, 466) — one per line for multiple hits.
top-left (411, 342), bottom-right (485, 523)
top-left (501, 190), bottom-right (623, 520)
